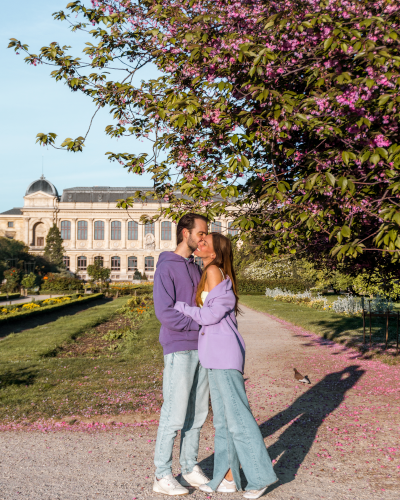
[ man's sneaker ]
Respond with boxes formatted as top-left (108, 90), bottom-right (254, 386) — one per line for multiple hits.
top-left (243, 487), bottom-right (268, 499)
top-left (181, 465), bottom-right (210, 488)
top-left (217, 478), bottom-right (237, 493)
top-left (153, 475), bottom-right (189, 496)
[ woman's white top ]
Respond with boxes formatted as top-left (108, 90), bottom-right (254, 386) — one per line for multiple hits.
top-left (200, 268), bottom-right (225, 308)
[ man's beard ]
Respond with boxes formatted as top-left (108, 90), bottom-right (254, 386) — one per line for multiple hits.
top-left (187, 233), bottom-right (198, 253)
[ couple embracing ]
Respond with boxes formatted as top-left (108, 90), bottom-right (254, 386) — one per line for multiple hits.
top-left (152, 213), bottom-right (277, 498)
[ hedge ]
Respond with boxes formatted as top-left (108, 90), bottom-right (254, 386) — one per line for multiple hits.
top-left (238, 279), bottom-right (314, 295)
top-left (0, 293), bottom-right (20, 302)
top-left (36, 290), bottom-right (84, 295)
top-left (0, 293), bottom-right (104, 326)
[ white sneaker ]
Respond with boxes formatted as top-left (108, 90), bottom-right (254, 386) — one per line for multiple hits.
top-left (199, 484), bottom-right (213, 493)
top-left (153, 474), bottom-right (189, 496)
top-left (181, 464), bottom-right (210, 488)
top-left (217, 478), bottom-right (237, 493)
top-left (243, 487), bottom-right (268, 499)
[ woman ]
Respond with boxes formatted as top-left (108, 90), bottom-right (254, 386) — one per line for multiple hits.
top-left (174, 233), bottom-right (278, 499)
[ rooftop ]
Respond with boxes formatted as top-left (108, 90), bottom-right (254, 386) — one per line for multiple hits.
top-left (60, 186), bottom-right (160, 203)
top-left (0, 208), bottom-right (23, 215)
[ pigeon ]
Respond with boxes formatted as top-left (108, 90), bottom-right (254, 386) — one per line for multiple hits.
top-left (294, 368), bottom-right (311, 384)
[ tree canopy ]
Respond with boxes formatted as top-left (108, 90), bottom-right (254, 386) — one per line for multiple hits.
top-left (9, 0), bottom-right (400, 262)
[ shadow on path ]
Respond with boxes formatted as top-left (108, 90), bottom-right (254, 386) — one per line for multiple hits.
top-left (0, 297), bottom-right (113, 339)
top-left (199, 365), bottom-right (364, 493)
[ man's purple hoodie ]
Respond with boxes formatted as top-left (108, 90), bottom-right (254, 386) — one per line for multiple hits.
top-left (153, 251), bottom-right (202, 355)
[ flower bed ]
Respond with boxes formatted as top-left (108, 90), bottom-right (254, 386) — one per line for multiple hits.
top-left (0, 293), bottom-right (104, 325)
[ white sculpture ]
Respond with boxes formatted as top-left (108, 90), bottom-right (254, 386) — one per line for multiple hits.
top-left (145, 233), bottom-right (155, 249)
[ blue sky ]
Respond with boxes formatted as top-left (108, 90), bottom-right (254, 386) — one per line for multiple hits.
top-left (1, 1), bottom-right (159, 213)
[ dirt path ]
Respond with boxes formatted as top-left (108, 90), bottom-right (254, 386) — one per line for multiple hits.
top-left (0, 305), bottom-right (399, 499)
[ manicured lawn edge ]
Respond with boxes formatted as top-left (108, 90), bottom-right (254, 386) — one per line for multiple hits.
top-left (0, 293), bottom-right (104, 326)
top-left (0, 293), bottom-right (20, 302)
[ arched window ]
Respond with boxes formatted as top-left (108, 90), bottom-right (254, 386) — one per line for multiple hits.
top-left (63, 256), bottom-right (70, 270)
top-left (61, 221), bottom-right (71, 240)
top-left (161, 221), bottom-right (172, 240)
top-left (145, 222), bottom-right (155, 235)
top-left (128, 256), bottom-right (138, 271)
top-left (77, 220), bottom-right (88, 240)
top-left (94, 256), bottom-right (104, 267)
top-left (194, 256), bottom-right (203, 268)
top-left (111, 256), bottom-right (121, 270)
top-left (145, 256), bottom-right (154, 272)
top-left (77, 256), bottom-right (87, 270)
top-left (128, 221), bottom-right (138, 240)
top-left (228, 222), bottom-right (239, 236)
top-left (94, 220), bottom-right (104, 240)
top-left (211, 221), bottom-right (222, 233)
top-left (111, 221), bottom-right (121, 240)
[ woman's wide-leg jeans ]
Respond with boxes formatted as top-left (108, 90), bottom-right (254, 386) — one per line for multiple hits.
top-left (207, 368), bottom-right (278, 491)
top-left (154, 350), bottom-right (209, 478)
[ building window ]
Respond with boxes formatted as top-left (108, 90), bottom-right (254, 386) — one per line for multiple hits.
top-left (94, 220), bottom-right (104, 240)
top-left (161, 221), bottom-right (172, 240)
top-left (24, 261), bottom-right (35, 273)
top-left (77, 256), bottom-right (87, 270)
top-left (111, 221), bottom-right (121, 240)
top-left (211, 221), bottom-right (222, 233)
top-left (77, 220), bottom-right (88, 240)
top-left (128, 220), bottom-right (138, 240)
top-left (111, 256), bottom-right (121, 270)
top-left (7, 221), bottom-right (14, 228)
top-left (94, 256), bottom-right (104, 267)
top-left (145, 256), bottom-right (154, 272)
top-left (37, 237), bottom-right (44, 247)
top-left (228, 222), bottom-right (239, 236)
top-left (145, 222), bottom-right (155, 236)
top-left (128, 256), bottom-right (138, 271)
top-left (194, 256), bottom-right (203, 268)
top-left (63, 256), bottom-right (70, 270)
top-left (61, 221), bottom-right (71, 240)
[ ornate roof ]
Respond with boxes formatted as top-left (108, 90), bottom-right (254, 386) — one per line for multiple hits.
top-left (60, 186), bottom-right (159, 203)
top-left (25, 175), bottom-right (58, 197)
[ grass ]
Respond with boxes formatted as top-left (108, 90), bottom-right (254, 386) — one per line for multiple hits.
top-left (239, 295), bottom-right (400, 363)
top-left (0, 297), bottom-right (164, 423)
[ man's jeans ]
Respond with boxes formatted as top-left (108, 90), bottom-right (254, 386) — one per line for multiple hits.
top-left (207, 369), bottom-right (278, 491)
top-left (154, 350), bottom-right (209, 478)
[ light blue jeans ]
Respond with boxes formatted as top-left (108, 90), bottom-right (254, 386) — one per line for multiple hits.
top-left (207, 369), bottom-right (278, 491)
top-left (154, 350), bottom-right (209, 478)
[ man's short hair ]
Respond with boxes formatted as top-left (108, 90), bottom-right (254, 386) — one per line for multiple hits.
top-left (177, 213), bottom-right (208, 244)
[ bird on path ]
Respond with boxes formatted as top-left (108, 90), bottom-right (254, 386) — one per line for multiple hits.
top-left (294, 368), bottom-right (311, 384)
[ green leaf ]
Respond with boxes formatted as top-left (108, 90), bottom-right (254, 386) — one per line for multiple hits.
top-left (325, 172), bottom-right (335, 186)
top-left (370, 153), bottom-right (380, 165)
top-left (341, 225), bottom-right (351, 238)
top-left (177, 115), bottom-right (185, 128)
top-left (342, 151), bottom-right (350, 165)
top-left (324, 37), bottom-right (333, 50)
top-left (378, 94), bottom-right (391, 106)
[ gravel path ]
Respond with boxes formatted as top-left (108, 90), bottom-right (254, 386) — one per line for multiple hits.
top-left (1, 305), bottom-right (399, 499)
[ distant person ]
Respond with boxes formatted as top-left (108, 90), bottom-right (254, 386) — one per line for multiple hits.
top-left (174, 232), bottom-right (278, 499)
top-left (153, 213), bottom-right (210, 496)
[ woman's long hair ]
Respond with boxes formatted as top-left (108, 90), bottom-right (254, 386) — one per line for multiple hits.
top-left (195, 232), bottom-right (240, 315)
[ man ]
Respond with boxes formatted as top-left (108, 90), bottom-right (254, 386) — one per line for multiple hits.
top-left (153, 213), bottom-right (210, 496)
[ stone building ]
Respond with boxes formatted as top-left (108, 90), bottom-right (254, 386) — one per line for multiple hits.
top-left (0, 176), bottom-right (237, 281)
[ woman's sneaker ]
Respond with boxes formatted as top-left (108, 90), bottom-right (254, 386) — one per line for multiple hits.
top-left (199, 484), bottom-right (213, 493)
top-left (153, 475), bottom-right (189, 496)
top-left (243, 487), bottom-right (268, 499)
top-left (217, 478), bottom-right (237, 493)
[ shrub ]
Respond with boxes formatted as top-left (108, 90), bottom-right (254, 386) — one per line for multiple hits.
top-left (41, 273), bottom-right (83, 292)
top-left (353, 272), bottom-right (400, 300)
top-left (238, 279), bottom-right (313, 294)
top-left (0, 293), bottom-right (20, 302)
top-left (265, 288), bottom-right (329, 310)
top-left (331, 295), bottom-right (363, 315)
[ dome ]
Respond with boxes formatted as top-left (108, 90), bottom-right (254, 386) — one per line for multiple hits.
top-left (25, 175), bottom-right (58, 197)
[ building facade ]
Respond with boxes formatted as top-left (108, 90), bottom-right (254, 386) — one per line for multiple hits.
top-left (0, 176), bottom-right (237, 281)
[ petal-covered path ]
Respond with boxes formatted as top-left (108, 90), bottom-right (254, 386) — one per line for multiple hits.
top-left (0, 305), bottom-right (399, 499)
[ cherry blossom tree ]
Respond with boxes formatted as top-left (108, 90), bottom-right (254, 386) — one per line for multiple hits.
top-left (8, 0), bottom-right (400, 262)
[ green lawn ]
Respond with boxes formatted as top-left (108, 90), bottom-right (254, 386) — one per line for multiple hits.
top-left (239, 295), bottom-right (400, 361)
top-left (0, 298), bottom-right (163, 423)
